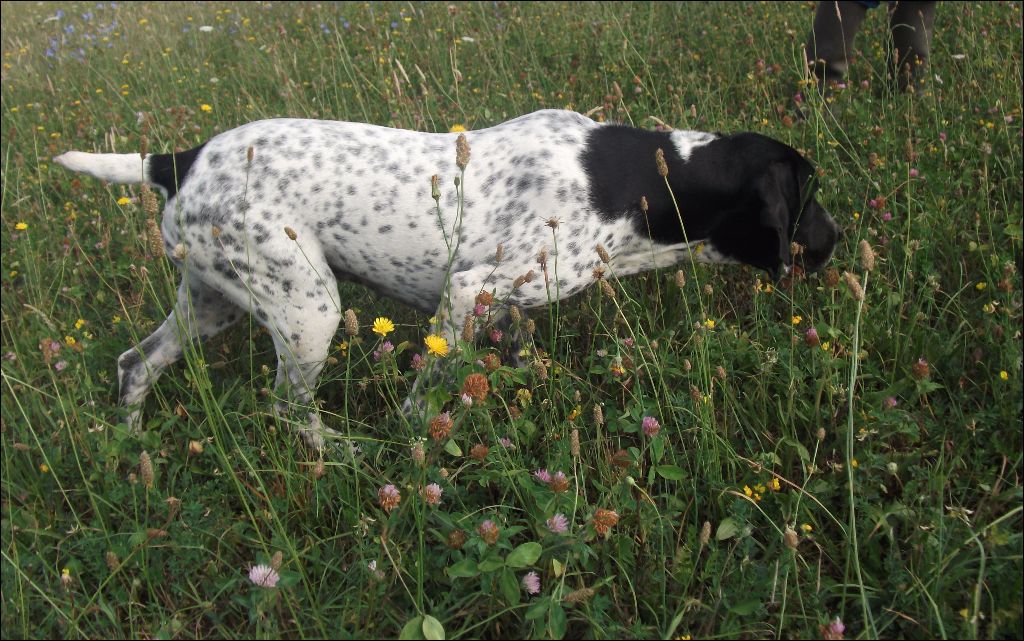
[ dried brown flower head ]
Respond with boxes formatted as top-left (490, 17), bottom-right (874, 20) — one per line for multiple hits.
top-left (655, 148), bottom-right (668, 177)
top-left (462, 373), bottom-right (490, 403)
top-left (843, 271), bottom-right (865, 301)
top-left (429, 412), bottom-right (454, 441)
top-left (455, 133), bottom-right (471, 169)
top-left (447, 529), bottom-right (468, 549)
top-left (139, 451), bottom-right (154, 489)
top-left (344, 309), bottom-right (359, 336)
top-left (858, 239), bottom-right (876, 271)
top-left (593, 508), bottom-right (620, 536)
top-left (482, 352), bottom-right (501, 372)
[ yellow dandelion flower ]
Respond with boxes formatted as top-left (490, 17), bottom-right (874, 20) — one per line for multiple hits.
top-left (425, 335), bottom-right (449, 357)
top-left (15, 222), bottom-right (28, 230)
top-left (200, 104), bottom-right (213, 113)
top-left (116, 197), bottom-right (131, 206)
top-left (449, 124), bottom-right (467, 133)
top-left (372, 317), bottom-right (395, 337)
top-left (791, 315), bottom-right (802, 325)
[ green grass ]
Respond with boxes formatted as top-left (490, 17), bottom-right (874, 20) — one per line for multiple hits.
top-left (2, 2), bottom-right (1021, 638)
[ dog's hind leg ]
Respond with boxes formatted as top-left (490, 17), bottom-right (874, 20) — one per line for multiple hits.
top-left (118, 278), bottom-right (244, 430)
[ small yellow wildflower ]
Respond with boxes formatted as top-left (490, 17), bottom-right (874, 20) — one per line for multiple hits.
top-left (74, 319), bottom-right (86, 330)
top-left (449, 124), bottom-right (467, 133)
top-left (568, 406), bottom-right (582, 421)
top-left (40, 463), bottom-right (49, 473)
top-left (336, 341), bottom-right (348, 355)
top-left (768, 477), bottom-right (781, 491)
top-left (999, 370), bottom-right (1009, 381)
top-left (743, 485), bottom-right (753, 497)
top-left (851, 458), bottom-right (859, 469)
top-left (425, 335), bottom-right (449, 357)
top-left (975, 282), bottom-right (987, 291)
top-left (64, 336), bottom-right (76, 346)
top-left (15, 222), bottom-right (28, 230)
top-left (791, 315), bottom-right (802, 325)
top-left (801, 523), bottom-right (813, 533)
top-left (112, 315), bottom-right (122, 324)
top-left (200, 104), bottom-right (213, 113)
top-left (821, 341), bottom-right (831, 352)
top-left (116, 197), bottom-right (131, 206)
top-left (703, 319), bottom-right (716, 330)
top-left (372, 317), bottom-right (395, 337)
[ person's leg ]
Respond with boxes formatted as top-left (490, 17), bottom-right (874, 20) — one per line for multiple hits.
top-left (889, 1), bottom-right (937, 92)
top-left (805, 1), bottom-right (872, 90)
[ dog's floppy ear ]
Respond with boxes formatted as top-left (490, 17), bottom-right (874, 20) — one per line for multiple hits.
top-left (756, 162), bottom-right (796, 279)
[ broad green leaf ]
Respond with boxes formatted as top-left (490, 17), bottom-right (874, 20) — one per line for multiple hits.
top-left (551, 558), bottom-right (564, 577)
top-left (399, 616), bottom-right (424, 640)
top-left (655, 464), bottom-right (686, 481)
top-left (729, 599), bottom-right (761, 616)
top-left (525, 599), bottom-right (550, 621)
top-left (651, 436), bottom-right (665, 463)
top-left (548, 604), bottom-right (568, 639)
top-left (422, 615), bottom-right (445, 640)
top-left (716, 517), bottom-right (740, 541)
top-left (506, 542), bottom-right (542, 568)
top-left (446, 559), bottom-right (479, 578)
top-left (499, 569), bottom-right (521, 605)
top-left (443, 440), bottom-right (462, 457)
top-left (478, 555), bottom-right (505, 573)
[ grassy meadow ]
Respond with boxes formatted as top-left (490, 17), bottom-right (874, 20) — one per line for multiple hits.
top-left (1, 1), bottom-right (1022, 638)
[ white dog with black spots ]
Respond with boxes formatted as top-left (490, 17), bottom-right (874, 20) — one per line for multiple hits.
top-left (55, 109), bottom-right (840, 448)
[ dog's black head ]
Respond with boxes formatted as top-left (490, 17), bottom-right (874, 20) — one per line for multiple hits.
top-left (581, 126), bottom-right (841, 278)
top-left (704, 135), bottom-right (841, 278)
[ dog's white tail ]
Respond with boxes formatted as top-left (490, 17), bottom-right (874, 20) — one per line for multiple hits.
top-left (53, 151), bottom-right (147, 184)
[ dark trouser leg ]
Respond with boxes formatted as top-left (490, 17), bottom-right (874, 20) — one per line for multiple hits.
top-left (805, 1), bottom-right (870, 90)
top-left (889, 1), bottom-right (937, 92)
